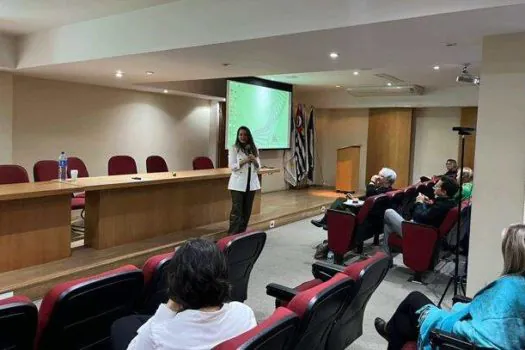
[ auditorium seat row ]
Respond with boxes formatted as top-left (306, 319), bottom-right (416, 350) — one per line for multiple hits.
top-left (327, 181), bottom-right (472, 281)
top-left (217, 251), bottom-right (390, 350)
top-left (0, 230), bottom-right (265, 349)
top-left (0, 155), bottom-right (215, 186)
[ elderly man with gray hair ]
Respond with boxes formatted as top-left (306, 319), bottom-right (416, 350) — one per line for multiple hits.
top-left (311, 167), bottom-right (397, 230)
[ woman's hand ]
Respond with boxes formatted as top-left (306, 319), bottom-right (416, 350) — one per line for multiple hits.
top-left (248, 154), bottom-right (256, 162)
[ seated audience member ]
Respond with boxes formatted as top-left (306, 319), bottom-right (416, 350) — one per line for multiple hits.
top-left (382, 176), bottom-right (459, 256)
top-left (311, 167), bottom-right (397, 229)
top-left (111, 239), bottom-right (256, 350)
top-left (375, 223), bottom-right (525, 350)
top-left (419, 159), bottom-right (458, 182)
top-left (443, 159), bottom-right (458, 178)
top-left (455, 167), bottom-right (473, 202)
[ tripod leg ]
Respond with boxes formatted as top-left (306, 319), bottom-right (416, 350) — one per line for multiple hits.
top-left (438, 277), bottom-right (454, 307)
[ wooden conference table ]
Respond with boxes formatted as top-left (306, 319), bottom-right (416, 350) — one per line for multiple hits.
top-left (0, 168), bottom-right (278, 273)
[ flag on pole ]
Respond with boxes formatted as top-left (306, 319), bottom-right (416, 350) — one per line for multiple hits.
top-left (283, 113), bottom-right (297, 187)
top-left (306, 108), bottom-right (315, 183)
top-left (294, 104), bottom-right (307, 182)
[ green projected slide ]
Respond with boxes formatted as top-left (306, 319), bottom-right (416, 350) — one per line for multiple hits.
top-left (226, 80), bottom-right (291, 149)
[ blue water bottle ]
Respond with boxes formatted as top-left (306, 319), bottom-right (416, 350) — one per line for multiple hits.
top-left (58, 152), bottom-right (68, 181)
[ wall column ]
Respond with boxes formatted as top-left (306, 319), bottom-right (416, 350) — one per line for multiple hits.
top-left (467, 32), bottom-right (525, 294)
top-left (0, 72), bottom-right (13, 164)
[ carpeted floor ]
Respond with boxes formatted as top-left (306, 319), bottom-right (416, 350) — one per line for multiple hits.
top-left (244, 215), bottom-right (462, 349)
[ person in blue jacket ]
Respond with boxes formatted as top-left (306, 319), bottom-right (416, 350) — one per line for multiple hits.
top-left (375, 223), bottom-right (525, 350)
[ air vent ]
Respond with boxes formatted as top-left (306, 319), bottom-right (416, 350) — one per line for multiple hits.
top-left (346, 85), bottom-right (425, 97)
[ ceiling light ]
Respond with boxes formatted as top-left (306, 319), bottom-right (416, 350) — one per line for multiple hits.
top-left (433, 65), bottom-right (440, 71)
top-left (146, 71), bottom-right (154, 76)
top-left (336, 85), bottom-right (341, 88)
top-left (163, 89), bottom-right (169, 94)
top-left (387, 82), bottom-right (392, 86)
top-left (353, 71), bottom-right (359, 76)
top-left (115, 70), bottom-right (123, 78)
top-left (329, 52), bottom-right (339, 59)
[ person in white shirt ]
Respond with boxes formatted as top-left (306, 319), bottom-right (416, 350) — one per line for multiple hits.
top-left (227, 126), bottom-right (261, 234)
top-left (111, 239), bottom-right (257, 350)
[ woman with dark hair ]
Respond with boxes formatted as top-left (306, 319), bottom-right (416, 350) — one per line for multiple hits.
top-left (228, 126), bottom-right (261, 234)
top-left (375, 224), bottom-right (525, 349)
top-left (112, 239), bottom-right (256, 350)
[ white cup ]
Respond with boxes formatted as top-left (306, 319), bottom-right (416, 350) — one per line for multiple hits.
top-left (70, 169), bottom-right (79, 181)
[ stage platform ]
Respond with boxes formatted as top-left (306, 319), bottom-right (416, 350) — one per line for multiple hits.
top-left (0, 187), bottom-right (349, 300)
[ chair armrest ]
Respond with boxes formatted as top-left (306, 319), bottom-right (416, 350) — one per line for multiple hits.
top-left (311, 261), bottom-right (345, 281)
top-left (430, 329), bottom-right (493, 349)
top-left (453, 295), bottom-right (472, 305)
top-left (266, 283), bottom-right (298, 302)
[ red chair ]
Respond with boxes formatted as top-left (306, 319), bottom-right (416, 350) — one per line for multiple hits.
top-left (213, 307), bottom-right (299, 350)
top-left (146, 155), bottom-right (168, 173)
top-left (192, 156), bottom-right (214, 170)
top-left (0, 165), bottom-right (30, 185)
top-left (33, 160), bottom-right (58, 182)
top-left (217, 231), bottom-right (267, 302)
top-left (139, 251), bottom-right (175, 315)
top-left (108, 155), bottom-right (137, 175)
top-left (388, 203), bottom-right (468, 282)
top-left (67, 157), bottom-right (89, 178)
top-left (278, 252), bottom-right (390, 349)
top-left (266, 273), bottom-right (354, 350)
top-left (327, 194), bottom-right (390, 263)
top-left (36, 265), bottom-right (144, 350)
top-left (0, 295), bottom-right (38, 349)
top-left (386, 190), bottom-right (404, 214)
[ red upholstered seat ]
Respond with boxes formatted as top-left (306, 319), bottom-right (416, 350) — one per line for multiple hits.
top-left (139, 251), bottom-right (175, 314)
top-left (37, 265), bottom-right (144, 350)
top-left (146, 155), bottom-right (168, 173)
top-left (402, 341), bottom-right (417, 350)
top-left (327, 194), bottom-right (390, 263)
top-left (386, 190), bottom-right (404, 213)
top-left (284, 273), bottom-right (354, 350)
top-left (67, 157), bottom-right (89, 178)
top-left (0, 295), bottom-right (38, 349)
top-left (33, 160), bottom-right (58, 182)
top-left (213, 307), bottom-right (299, 350)
top-left (327, 251), bottom-right (390, 349)
top-left (108, 155), bottom-right (138, 175)
top-left (389, 202), bottom-right (469, 281)
top-left (192, 156), bottom-right (214, 170)
top-left (217, 231), bottom-right (267, 302)
top-left (0, 165), bottom-right (29, 184)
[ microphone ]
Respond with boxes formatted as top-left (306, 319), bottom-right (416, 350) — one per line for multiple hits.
top-left (245, 144), bottom-right (252, 155)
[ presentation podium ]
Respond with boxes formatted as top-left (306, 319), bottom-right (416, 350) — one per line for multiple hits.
top-left (336, 145), bottom-right (360, 192)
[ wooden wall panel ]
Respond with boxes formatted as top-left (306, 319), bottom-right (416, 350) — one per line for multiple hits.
top-left (459, 107), bottom-right (478, 169)
top-left (366, 108), bottom-right (413, 188)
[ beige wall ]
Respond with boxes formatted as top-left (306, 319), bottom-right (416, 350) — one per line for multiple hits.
top-left (315, 108), bottom-right (369, 190)
top-left (467, 33), bottom-right (525, 295)
top-left (12, 76), bottom-right (213, 178)
top-left (411, 107), bottom-right (461, 183)
top-left (0, 72), bottom-right (13, 164)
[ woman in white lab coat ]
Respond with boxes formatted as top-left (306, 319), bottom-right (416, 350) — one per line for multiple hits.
top-left (228, 126), bottom-right (261, 234)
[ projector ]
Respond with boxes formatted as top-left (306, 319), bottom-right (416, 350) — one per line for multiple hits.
top-left (456, 65), bottom-right (480, 86)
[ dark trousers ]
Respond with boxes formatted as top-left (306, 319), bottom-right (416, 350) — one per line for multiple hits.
top-left (386, 291), bottom-right (434, 350)
top-left (111, 315), bottom-right (150, 350)
top-left (228, 190), bottom-right (256, 234)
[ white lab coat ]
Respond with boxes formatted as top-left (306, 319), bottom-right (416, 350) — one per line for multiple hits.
top-left (228, 146), bottom-right (261, 192)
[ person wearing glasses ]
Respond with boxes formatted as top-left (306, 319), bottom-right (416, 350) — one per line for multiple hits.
top-left (382, 176), bottom-right (459, 257)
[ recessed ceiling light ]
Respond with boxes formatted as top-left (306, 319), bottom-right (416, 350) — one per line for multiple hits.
top-left (336, 85), bottom-right (341, 88)
top-left (396, 86), bottom-right (402, 89)
top-left (222, 63), bottom-right (231, 67)
top-left (115, 70), bottom-right (123, 78)
top-left (329, 52), bottom-right (339, 59)
top-left (387, 82), bottom-right (392, 86)
top-left (163, 89), bottom-right (169, 94)
top-left (146, 71), bottom-right (154, 76)
top-left (433, 65), bottom-right (440, 70)
top-left (353, 71), bottom-right (359, 76)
